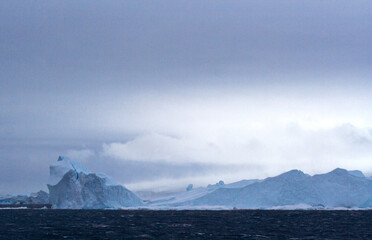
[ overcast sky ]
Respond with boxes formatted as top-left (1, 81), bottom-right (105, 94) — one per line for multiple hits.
top-left (1, 0), bottom-right (372, 194)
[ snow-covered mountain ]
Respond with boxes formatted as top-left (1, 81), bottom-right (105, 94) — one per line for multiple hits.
top-left (182, 168), bottom-right (372, 209)
top-left (47, 156), bottom-right (143, 209)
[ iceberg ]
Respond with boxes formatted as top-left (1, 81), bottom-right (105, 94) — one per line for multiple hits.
top-left (47, 156), bottom-right (143, 209)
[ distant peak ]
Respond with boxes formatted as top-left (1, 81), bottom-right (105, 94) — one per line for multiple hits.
top-left (275, 169), bottom-right (306, 180)
top-left (327, 168), bottom-right (366, 177)
top-left (283, 169), bottom-right (304, 175)
top-left (329, 168), bottom-right (348, 175)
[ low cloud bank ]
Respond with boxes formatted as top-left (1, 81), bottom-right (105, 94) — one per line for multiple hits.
top-left (101, 123), bottom-right (372, 179)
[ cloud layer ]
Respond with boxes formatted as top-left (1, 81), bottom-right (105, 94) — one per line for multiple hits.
top-left (1, 0), bottom-right (372, 193)
top-left (102, 124), bottom-right (372, 174)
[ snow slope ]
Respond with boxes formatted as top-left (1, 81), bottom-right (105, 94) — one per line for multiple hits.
top-left (149, 187), bottom-right (217, 207)
top-left (147, 179), bottom-right (259, 207)
top-left (223, 179), bottom-right (260, 189)
top-left (347, 170), bottom-right (365, 178)
top-left (47, 156), bottom-right (143, 209)
top-left (184, 168), bottom-right (372, 209)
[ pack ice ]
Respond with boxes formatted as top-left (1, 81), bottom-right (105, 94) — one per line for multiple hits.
top-left (47, 156), bottom-right (143, 209)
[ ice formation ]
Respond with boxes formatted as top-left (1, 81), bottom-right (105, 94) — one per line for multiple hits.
top-left (47, 156), bottom-right (143, 209)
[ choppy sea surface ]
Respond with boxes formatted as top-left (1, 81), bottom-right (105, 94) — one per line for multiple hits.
top-left (0, 209), bottom-right (371, 239)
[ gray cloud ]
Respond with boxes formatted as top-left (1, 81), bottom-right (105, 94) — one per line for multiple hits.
top-left (1, 0), bottom-right (372, 194)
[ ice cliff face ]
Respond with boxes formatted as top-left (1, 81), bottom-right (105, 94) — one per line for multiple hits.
top-left (47, 156), bottom-right (143, 209)
top-left (184, 168), bottom-right (372, 209)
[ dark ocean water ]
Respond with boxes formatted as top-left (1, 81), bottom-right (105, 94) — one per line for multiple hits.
top-left (0, 209), bottom-right (371, 239)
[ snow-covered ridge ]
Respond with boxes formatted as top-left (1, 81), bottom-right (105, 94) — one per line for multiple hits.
top-left (183, 168), bottom-right (372, 209)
